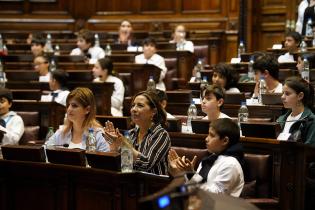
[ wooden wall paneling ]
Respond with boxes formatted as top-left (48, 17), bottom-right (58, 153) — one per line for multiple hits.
top-left (250, 0), bottom-right (290, 51)
top-left (182, 0), bottom-right (221, 13)
top-left (94, 0), bottom-right (137, 15)
top-left (225, 32), bottom-right (238, 62)
top-left (0, 0), bottom-right (24, 14)
top-left (140, 0), bottom-right (175, 14)
top-left (29, 0), bottom-right (70, 15)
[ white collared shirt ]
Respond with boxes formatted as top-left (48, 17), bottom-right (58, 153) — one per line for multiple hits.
top-left (70, 46), bottom-right (105, 64)
top-left (190, 155), bottom-right (244, 197)
top-left (278, 52), bottom-right (295, 63)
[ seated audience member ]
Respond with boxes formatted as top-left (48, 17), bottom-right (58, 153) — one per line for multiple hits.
top-left (278, 31), bottom-right (302, 63)
top-left (117, 20), bottom-right (133, 45)
top-left (170, 24), bottom-right (194, 53)
top-left (26, 33), bottom-right (33, 45)
top-left (168, 118), bottom-right (244, 197)
top-left (135, 38), bottom-right (168, 90)
top-left (0, 88), bottom-right (24, 145)
top-left (201, 85), bottom-right (230, 121)
top-left (42, 69), bottom-right (70, 106)
top-left (104, 90), bottom-right (171, 175)
top-left (253, 53), bottom-right (283, 98)
top-left (70, 29), bottom-right (105, 64)
top-left (33, 55), bottom-right (50, 82)
top-left (155, 89), bottom-right (175, 119)
top-left (31, 33), bottom-right (45, 57)
top-left (212, 63), bottom-right (240, 93)
top-left (92, 58), bottom-right (124, 116)
top-left (46, 87), bottom-right (110, 151)
top-left (277, 76), bottom-right (315, 146)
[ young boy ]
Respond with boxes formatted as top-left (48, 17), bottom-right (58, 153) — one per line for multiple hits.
top-left (70, 29), bottom-right (105, 64)
top-left (41, 69), bottom-right (70, 106)
top-left (33, 55), bottom-right (50, 82)
top-left (0, 88), bottom-right (24, 145)
top-left (135, 37), bottom-right (167, 90)
top-left (253, 52), bottom-right (283, 98)
top-left (278, 31), bottom-right (302, 63)
top-left (30, 33), bottom-right (45, 57)
top-left (168, 118), bottom-right (244, 197)
top-left (201, 85), bottom-right (230, 121)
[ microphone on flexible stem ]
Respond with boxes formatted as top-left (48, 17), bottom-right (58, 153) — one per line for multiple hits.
top-left (45, 143), bottom-right (69, 148)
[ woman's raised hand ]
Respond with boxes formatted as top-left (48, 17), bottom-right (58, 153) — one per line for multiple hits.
top-left (104, 121), bottom-right (122, 151)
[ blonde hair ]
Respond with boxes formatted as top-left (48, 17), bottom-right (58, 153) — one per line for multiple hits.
top-left (63, 87), bottom-right (102, 135)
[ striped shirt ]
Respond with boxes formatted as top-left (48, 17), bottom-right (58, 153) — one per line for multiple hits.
top-left (129, 124), bottom-right (171, 175)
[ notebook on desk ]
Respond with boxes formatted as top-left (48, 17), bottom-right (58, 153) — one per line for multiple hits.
top-left (241, 121), bottom-right (281, 139)
top-left (1, 145), bottom-right (46, 162)
top-left (46, 147), bottom-right (86, 166)
top-left (191, 119), bottom-right (210, 134)
top-left (85, 151), bottom-right (121, 171)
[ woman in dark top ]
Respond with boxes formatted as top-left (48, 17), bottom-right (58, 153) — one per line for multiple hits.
top-left (104, 90), bottom-right (171, 175)
top-left (296, 0), bottom-right (315, 35)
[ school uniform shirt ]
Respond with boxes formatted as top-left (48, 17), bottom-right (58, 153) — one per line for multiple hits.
top-left (46, 126), bottom-right (110, 152)
top-left (190, 155), bottom-right (244, 197)
top-left (170, 40), bottom-right (195, 53)
top-left (51, 89), bottom-right (70, 106)
top-left (278, 52), bottom-right (295, 63)
top-left (0, 111), bottom-right (24, 145)
top-left (226, 87), bottom-right (241, 93)
top-left (271, 83), bottom-right (283, 93)
top-left (94, 75), bottom-right (125, 117)
top-left (135, 53), bottom-right (168, 90)
top-left (39, 72), bottom-right (51, 82)
top-left (70, 46), bottom-right (105, 64)
top-left (202, 112), bottom-right (231, 120)
top-left (129, 123), bottom-right (171, 175)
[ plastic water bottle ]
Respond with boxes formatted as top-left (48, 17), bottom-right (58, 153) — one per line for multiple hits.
top-left (238, 102), bottom-right (249, 123)
top-left (258, 76), bottom-right (266, 104)
top-left (147, 76), bottom-right (156, 91)
top-left (44, 34), bottom-right (54, 53)
top-left (86, 128), bottom-right (97, 152)
top-left (49, 59), bottom-right (57, 72)
top-left (238, 40), bottom-right (245, 58)
top-left (302, 57), bottom-right (310, 82)
top-left (248, 56), bottom-right (255, 81)
top-left (0, 60), bottom-right (6, 88)
top-left (105, 43), bottom-right (112, 56)
top-left (94, 33), bottom-right (100, 47)
top-left (195, 59), bottom-right (203, 82)
top-left (300, 40), bottom-right (307, 52)
top-left (54, 44), bottom-right (60, 56)
top-left (187, 101), bottom-right (198, 133)
top-left (45, 127), bottom-right (54, 143)
top-left (121, 131), bottom-right (133, 173)
top-left (306, 19), bottom-right (313, 37)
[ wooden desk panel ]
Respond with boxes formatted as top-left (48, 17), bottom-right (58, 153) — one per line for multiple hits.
top-left (0, 160), bottom-right (170, 210)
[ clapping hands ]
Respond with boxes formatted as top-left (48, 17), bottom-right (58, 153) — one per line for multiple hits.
top-left (168, 149), bottom-right (197, 177)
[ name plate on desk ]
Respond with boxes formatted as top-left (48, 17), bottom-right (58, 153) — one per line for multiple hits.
top-left (1, 145), bottom-right (46, 162)
top-left (86, 151), bottom-right (121, 171)
top-left (46, 148), bottom-right (86, 166)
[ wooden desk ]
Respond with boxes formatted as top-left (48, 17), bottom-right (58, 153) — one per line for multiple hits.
top-left (7, 82), bottom-right (113, 116)
top-left (0, 160), bottom-right (170, 210)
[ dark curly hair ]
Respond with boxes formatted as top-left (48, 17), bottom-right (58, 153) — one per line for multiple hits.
top-left (213, 63), bottom-right (239, 90)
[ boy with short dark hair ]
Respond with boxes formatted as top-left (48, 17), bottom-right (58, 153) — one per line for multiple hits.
top-left (135, 37), bottom-right (167, 90)
top-left (278, 31), bottom-right (302, 63)
top-left (0, 88), bottom-right (24, 145)
top-left (253, 52), bottom-right (283, 97)
top-left (168, 118), bottom-right (244, 197)
top-left (41, 69), bottom-right (70, 106)
top-left (70, 29), bottom-right (105, 64)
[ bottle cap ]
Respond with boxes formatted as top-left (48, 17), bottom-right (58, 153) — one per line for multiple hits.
top-left (241, 101), bottom-right (246, 106)
top-left (88, 128), bottom-right (94, 133)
